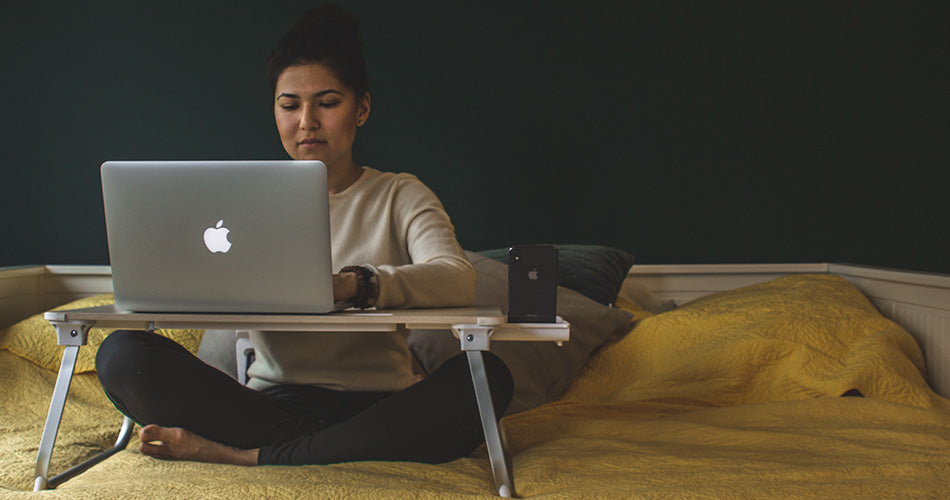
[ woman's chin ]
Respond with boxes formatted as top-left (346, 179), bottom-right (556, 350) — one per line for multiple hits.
top-left (290, 151), bottom-right (325, 162)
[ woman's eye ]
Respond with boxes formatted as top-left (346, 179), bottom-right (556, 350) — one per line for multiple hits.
top-left (280, 104), bottom-right (299, 111)
top-left (319, 101), bottom-right (340, 108)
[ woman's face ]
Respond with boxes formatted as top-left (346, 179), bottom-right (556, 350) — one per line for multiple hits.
top-left (274, 63), bottom-right (370, 170)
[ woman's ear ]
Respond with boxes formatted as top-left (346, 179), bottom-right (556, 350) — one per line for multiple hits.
top-left (357, 92), bottom-right (371, 127)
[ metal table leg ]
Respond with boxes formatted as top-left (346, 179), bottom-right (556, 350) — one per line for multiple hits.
top-left (45, 416), bottom-right (136, 489)
top-left (34, 320), bottom-right (134, 491)
top-left (457, 325), bottom-right (515, 498)
top-left (34, 344), bottom-right (81, 492)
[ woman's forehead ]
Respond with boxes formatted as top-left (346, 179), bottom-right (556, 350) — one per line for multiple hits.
top-left (276, 63), bottom-right (346, 94)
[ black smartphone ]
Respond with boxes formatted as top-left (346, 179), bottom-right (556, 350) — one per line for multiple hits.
top-left (507, 244), bottom-right (558, 323)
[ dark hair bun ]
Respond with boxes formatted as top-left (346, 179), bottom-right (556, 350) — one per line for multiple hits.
top-left (289, 5), bottom-right (362, 48)
top-left (265, 4), bottom-right (369, 96)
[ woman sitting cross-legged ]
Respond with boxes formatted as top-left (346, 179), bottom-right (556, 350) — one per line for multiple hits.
top-left (95, 4), bottom-right (513, 467)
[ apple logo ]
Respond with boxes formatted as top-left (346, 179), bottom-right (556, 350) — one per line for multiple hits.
top-left (528, 268), bottom-right (539, 280)
top-left (203, 219), bottom-right (232, 253)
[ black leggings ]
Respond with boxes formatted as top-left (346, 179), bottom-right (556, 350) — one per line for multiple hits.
top-left (94, 330), bottom-right (513, 465)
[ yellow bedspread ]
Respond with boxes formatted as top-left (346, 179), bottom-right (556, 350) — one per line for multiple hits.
top-left (2, 275), bottom-right (948, 499)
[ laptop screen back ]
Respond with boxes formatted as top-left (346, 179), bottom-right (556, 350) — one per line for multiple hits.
top-left (101, 160), bottom-right (334, 313)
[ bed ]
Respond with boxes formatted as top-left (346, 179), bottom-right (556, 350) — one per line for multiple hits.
top-left (1, 248), bottom-right (949, 499)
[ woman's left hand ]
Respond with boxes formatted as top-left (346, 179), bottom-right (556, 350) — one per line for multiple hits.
top-left (332, 272), bottom-right (358, 302)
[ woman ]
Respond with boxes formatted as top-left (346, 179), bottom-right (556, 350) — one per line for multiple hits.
top-left (95, 5), bottom-right (513, 466)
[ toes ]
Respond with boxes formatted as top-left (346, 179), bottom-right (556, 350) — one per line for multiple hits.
top-left (139, 425), bottom-right (167, 458)
top-left (139, 440), bottom-right (166, 458)
top-left (141, 424), bottom-right (185, 444)
top-left (139, 424), bottom-right (164, 445)
top-left (139, 425), bottom-right (182, 458)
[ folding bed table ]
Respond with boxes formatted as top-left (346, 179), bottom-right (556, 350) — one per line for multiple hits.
top-left (35, 305), bottom-right (569, 497)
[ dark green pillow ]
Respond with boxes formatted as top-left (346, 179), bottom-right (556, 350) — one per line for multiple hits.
top-left (476, 244), bottom-right (635, 305)
top-left (408, 252), bottom-right (635, 415)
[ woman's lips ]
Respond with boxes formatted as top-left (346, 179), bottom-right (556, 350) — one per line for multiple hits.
top-left (298, 138), bottom-right (326, 148)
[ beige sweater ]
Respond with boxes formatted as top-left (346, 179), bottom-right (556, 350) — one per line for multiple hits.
top-left (246, 167), bottom-right (476, 392)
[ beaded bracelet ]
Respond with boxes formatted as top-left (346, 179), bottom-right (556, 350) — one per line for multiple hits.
top-left (340, 265), bottom-right (378, 309)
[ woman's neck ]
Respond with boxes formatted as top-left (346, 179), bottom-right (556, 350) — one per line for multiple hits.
top-left (327, 161), bottom-right (364, 194)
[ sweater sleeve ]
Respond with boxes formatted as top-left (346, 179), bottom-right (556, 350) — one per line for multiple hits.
top-left (368, 177), bottom-right (476, 309)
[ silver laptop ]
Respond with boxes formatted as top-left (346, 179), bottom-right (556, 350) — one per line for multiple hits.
top-left (101, 160), bottom-right (338, 314)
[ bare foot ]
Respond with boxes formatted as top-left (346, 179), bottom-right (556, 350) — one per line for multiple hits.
top-left (139, 424), bottom-right (258, 466)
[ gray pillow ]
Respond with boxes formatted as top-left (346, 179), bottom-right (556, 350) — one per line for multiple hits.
top-left (407, 252), bottom-right (634, 415)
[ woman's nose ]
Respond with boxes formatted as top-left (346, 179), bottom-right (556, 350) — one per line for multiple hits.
top-left (299, 104), bottom-right (320, 130)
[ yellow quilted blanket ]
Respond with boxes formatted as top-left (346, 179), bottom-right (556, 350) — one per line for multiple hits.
top-left (2, 275), bottom-right (948, 499)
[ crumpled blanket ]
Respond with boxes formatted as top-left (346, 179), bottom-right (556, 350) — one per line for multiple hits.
top-left (2, 274), bottom-right (948, 499)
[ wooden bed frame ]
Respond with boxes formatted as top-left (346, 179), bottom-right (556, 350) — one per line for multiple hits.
top-left (3, 263), bottom-right (948, 398)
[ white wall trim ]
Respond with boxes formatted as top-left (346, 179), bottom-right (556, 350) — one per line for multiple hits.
top-left (628, 263), bottom-right (831, 275)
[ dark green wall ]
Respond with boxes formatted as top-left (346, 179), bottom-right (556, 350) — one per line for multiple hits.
top-left (1, 1), bottom-right (946, 273)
